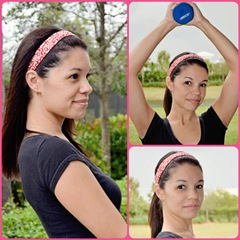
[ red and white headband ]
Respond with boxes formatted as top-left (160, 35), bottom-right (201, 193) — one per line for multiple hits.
top-left (167, 53), bottom-right (204, 77)
top-left (155, 152), bottom-right (195, 184)
top-left (28, 30), bottom-right (74, 71)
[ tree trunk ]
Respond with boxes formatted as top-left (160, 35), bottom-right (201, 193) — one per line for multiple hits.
top-left (97, 2), bottom-right (111, 174)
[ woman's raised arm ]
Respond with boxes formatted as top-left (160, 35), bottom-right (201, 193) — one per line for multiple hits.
top-left (189, 3), bottom-right (238, 127)
top-left (129, 3), bottom-right (178, 138)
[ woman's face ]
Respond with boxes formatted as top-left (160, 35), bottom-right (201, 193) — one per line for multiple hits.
top-left (38, 47), bottom-right (92, 120)
top-left (159, 163), bottom-right (204, 221)
top-left (168, 64), bottom-right (208, 111)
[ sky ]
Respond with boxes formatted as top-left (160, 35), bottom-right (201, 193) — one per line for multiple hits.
top-left (129, 146), bottom-right (238, 202)
top-left (129, 2), bottom-right (238, 62)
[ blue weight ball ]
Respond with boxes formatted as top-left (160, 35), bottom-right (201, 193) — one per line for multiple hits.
top-left (172, 3), bottom-right (194, 25)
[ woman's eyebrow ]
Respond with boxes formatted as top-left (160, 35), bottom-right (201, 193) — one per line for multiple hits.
top-left (184, 76), bottom-right (208, 82)
top-left (175, 179), bottom-right (204, 183)
top-left (68, 67), bottom-right (82, 72)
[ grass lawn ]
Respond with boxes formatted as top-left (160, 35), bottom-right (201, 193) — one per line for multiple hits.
top-left (130, 223), bottom-right (238, 238)
top-left (129, 86), bottom-right (238, 144)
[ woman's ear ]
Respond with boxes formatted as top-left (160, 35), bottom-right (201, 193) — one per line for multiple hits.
top-left (154, 183), bottom-right (165, 201)
top-left (25, 70), bottom-right (41, 94)
top-left (166, 76), bottom-right (173, 91)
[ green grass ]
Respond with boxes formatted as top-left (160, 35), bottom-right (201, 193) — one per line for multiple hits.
top-left (129, 86), bottom-right (238, 144)
top-left (130, 223), bottom-right (238, 238)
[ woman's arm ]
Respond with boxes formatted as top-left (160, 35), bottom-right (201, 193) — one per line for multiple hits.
top-left (129, 3), bottom-right (178, 138)
top-left (55, 161), bottom-right (126, 238)
top-left (189, 3), bottom-right (238, 127)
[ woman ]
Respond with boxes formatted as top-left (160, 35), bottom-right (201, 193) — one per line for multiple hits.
top-left (130, 2), bottom-right (238, 144)
top-left (149, 151), bottom-right (204, 238)
top-left (2, 25), bottom-right (126, 238)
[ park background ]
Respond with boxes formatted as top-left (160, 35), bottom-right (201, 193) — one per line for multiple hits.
top-left (129, 147), bottom-right (238, 238)
top-left (1, 1), bottom-right (239, 239)
top-left (128, 1), bottom-right (239, 239)
top-left (2, 2), bottom-right (127, 238)
top-left (129, 2), bottom-right (238, 144)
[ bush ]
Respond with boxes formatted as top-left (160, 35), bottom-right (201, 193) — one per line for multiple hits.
top-left (75, 114), bottom-right (127, 179)
top-left (116, 176), bottom-right (127, 220)
top-left (142, 82), bottom-right (166, 88)
top-left (109, 114), bottom-right (127, 179)
top-left (193, 208), bottom-right (238, 223)
top-left (2, 199), bottom-right (47, 238)
top-left (193, 215), bottom-right (206, 224)
top-left (209, 208), bottom-right (238, 223)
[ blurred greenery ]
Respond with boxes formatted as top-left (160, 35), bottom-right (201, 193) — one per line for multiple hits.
top-left (75, 114), bottom-right (127, 179)
top-left (116, 176), bottom-right (127, 220)
top-left (2, 199), bottom-right (48, 238)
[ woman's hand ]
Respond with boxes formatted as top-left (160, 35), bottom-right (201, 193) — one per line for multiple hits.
top-left (168, 2), bottom-right (206, 27)
top-left (164, 2), bottom-right (180, 28)
top-left (186, 2), bottom-right (206, 27)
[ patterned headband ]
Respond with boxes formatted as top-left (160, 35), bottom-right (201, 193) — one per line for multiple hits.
top-left (167, 53), bottom-right (205, 77)
top-left (28, 30), bottom-right (74, 71)
top-left (155, 152), bottom-right (196, 184)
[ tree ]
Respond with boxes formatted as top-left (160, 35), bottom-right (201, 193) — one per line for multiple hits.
top-left (91, 3), bottom-right (126, 173)
top-left (157, 50), bottom-right (170, 73)
top-left (129, 178), bottom-right (149, 221)
top-left (211, 59), bottom-right (228, 81)
top-left (202, 189), bottom-right (238, 222)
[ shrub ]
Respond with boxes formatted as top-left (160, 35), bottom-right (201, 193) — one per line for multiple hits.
top-left (2, 199), bottom-right (47, 238)
top-left (75, 114), bottom-right (127, 179)
top-left (109, 114), bottom-right (127, 179)
top-left (116, 176), bottom-right (127, 220)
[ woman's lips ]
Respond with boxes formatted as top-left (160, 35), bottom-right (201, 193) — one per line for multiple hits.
top-left (187, 99), bottom-right (201, 105)
top-left (183, 204), bottom-right (200, 209)
top-left (73, 99), bottom-right (89, 107)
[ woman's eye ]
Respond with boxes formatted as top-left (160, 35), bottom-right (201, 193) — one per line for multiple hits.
top-left (70, 74), bottom-right (79, 80)
top-left (200, 83), bottom-right (207, 87)
top-left (177, 185), bottom-right (186, 190)
top-left (184, 81), bottom-right (192, 86)
top-left (196, 184), bottom-right (204, 189)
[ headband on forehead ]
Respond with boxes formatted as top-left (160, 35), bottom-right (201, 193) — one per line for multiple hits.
top-left (167, 53), bottom-right (205, 77)
top-left (28, 30), bottom-right (74, 71)
top-left (155, 152), bottom-right (195, 184)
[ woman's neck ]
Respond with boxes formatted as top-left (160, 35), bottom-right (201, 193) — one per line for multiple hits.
top-left (167, 107), bottom-right (198, 125)
top-left (26, 100), bottom-right (65, 138)
top-left (162, 212), bottom-right (195, 238)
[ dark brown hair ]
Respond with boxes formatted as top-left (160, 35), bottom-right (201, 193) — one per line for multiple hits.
top-left (163, 52), bottom-right (209, 116)
top-left (148, 151), bottom-right (203, 238)
top-left (2, 25), bottom-right (88, 179)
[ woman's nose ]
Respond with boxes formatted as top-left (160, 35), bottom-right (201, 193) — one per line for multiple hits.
top-left (191, 86), bottom-right (201, 95)
top-left (80, 79), bottom-right (93, 94)
top-left (188, 189), bottom-right (198, 199)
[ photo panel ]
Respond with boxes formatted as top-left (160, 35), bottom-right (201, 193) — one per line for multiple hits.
top-left (129, 146), bottom-right (238, 238)
top-left (128, 2), bottom-right (238, 145)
